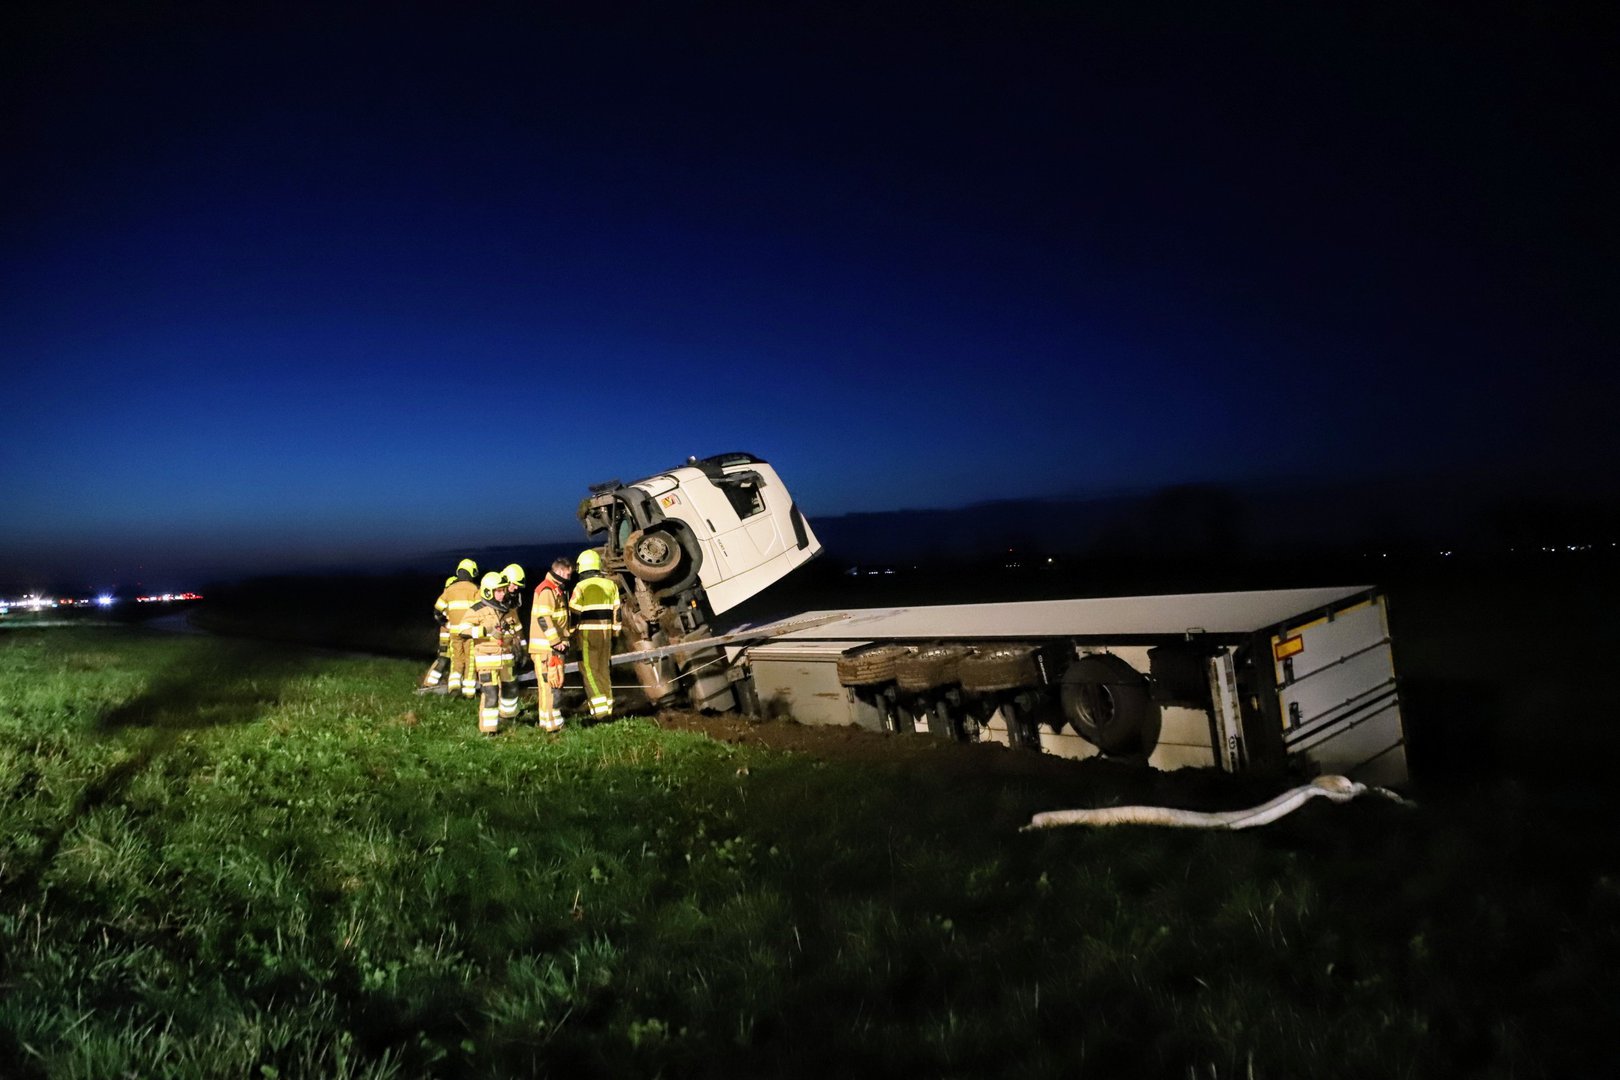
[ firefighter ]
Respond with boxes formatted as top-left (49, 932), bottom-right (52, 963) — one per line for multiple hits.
top-left (421, 558), bottom-right (479, 694)
top-left (527, 556), bottom-right (574, 730)
top-left (500, 563), bottom-right (531, 684)
top-left (461, 571), bottom-right (520, 734)
top-left (568, 548), bottom-right (621, 722)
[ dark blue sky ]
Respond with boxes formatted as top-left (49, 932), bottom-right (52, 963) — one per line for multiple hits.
top-left (3, 2), bottom-right (1617, 588)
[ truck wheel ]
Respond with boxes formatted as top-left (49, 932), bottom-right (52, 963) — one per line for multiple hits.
top-left (894, 645), bottom-right (969, 693)
top-left (625, 526), bottom-right (684, 583)
top-left (959, 644), bottom-right (1039, 694)
top-left (1060, 653), bottom-right (1161, 755)
top-left (837, 644), bottom-right (913, 688)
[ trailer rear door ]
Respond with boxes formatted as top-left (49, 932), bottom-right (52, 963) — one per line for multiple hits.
top-left (1267, 595), bottom-right (1406, 785)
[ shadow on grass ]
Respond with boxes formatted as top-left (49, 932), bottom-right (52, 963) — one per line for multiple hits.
top-left (95, 638), bottom-right (312, 732)
top-left (1, 639), bottom-right (316, 904)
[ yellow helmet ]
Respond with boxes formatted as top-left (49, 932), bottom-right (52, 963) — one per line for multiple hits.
top-left (501, 562), bottom-right (526, 589)
top-left (456, 557), bottom-right (478, 579)
top-left (444, 576), bottom-right (457, 588)
top-left (479, 571), bottom-right (505, 600)
top-left (576, 549), bottom-right (602, 573)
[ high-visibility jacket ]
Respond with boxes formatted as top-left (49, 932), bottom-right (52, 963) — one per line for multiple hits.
top-left (568, 571), bottom-right (621, 630)
top-left (436, 577), bottom-right (481, 637)
top-left (461, 600), bottom-right (515, 670)
top-left (529, 575), bottom-right (571, 652)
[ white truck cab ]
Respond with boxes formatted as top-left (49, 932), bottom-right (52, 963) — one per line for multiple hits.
top-left (576, 452), bottom-right (822, 710)
top-left (579, 452), bottom-right (820, 616)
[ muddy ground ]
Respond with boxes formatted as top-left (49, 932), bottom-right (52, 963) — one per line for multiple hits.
top-left (646, 708), bottom-right (1299, 810)
top-left (652, 708), bottom-right (1077, 777)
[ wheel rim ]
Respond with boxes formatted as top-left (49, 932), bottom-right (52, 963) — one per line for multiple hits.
top-left (635, 533), bottom-right (677, 567)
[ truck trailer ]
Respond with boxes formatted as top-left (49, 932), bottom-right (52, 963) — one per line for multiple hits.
top-left (551, 453), bottom-right (1408, 784)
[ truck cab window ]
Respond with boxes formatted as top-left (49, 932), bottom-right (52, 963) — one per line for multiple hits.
top-left (718, 477), bottom-right (765, 520)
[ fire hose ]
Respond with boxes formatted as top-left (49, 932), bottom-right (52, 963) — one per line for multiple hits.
top-left (1023, 774), bottom-right (1409, 831)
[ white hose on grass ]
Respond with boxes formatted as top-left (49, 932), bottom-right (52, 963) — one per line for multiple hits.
top-left (1023, 774), bottom-right (1409, 831)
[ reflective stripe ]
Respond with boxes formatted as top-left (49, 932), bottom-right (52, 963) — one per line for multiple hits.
top-left (570, 575), bottom-right (621, 612)
top-left (446, 600), bottom-right (474, 610)
top-left (580, 632), bottom-right (613, 712)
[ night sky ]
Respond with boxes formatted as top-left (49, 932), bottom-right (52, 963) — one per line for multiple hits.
top-left (4, 2), bottom-right (1617, 589)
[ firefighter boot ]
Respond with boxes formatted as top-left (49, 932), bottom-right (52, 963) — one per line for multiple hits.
top-left (477, 673), bottom-right (501, 735)
top-left (419, 654), bottom-right (451, 693)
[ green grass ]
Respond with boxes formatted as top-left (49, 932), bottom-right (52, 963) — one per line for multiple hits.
top-left (2, 628), bottom-right (1617, 1078)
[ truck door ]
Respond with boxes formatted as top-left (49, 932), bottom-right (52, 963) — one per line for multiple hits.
top-left (1267, 595), bottom-right (1406, 785)
top-left (714, 468), bottom-right (786, 568)
top-left (674, 478), bottom-right (742, 581)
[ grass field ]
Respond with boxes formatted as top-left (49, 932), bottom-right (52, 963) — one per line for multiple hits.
top-left (3, 627), bottom-right (1618, 1078)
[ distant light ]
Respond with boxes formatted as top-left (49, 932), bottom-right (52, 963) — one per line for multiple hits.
top-left (96, 595), bottom-right (114, 607)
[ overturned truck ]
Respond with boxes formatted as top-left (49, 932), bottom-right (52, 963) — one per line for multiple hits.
top-left (557, 453), bottom-right (1408, 785)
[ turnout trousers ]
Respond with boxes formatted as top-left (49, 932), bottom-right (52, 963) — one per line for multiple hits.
top-left (452, 636), bottom-right (476, 697)
top-left (578, 626), bottom-right (615, 721)
top-left (421, 626), bottom-right (452, 689)
top-left (533, 653), bottom-right (566, 731)
top-left (474, 655), bottom-right (518, 734)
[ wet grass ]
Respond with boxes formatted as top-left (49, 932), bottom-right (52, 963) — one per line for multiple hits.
top-left (2, 628), bottom-right (1618, 1077)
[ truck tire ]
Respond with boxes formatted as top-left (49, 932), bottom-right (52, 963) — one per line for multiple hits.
top-left (959, 644), bottom-right (1039, 694)
top-left (1060, 653), bottom-right (1161, 755)
top-left (624, 526), bottom-right (684, 583)
top-left (836, 644), bottom-right (913, 688)
top-left (894, 645), bottom-right (969, 693)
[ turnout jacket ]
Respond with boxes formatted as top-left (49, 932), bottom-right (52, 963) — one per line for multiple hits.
top-left (460, 600), bottom-right (514, 662)
top-left (568, 570), bottom-right (621, 630)
top-left (529, 575), bottom-right (571, 654)
top-left (435, 577), bottom-right (480, 634)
